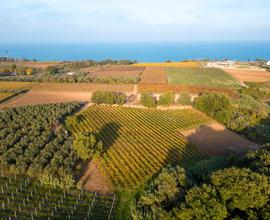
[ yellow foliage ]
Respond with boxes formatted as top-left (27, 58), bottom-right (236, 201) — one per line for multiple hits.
top-left (26, 68), bottom-right (33, 75)
top-left (133, 61), bottom-right (201, 68)
top-left (0, 82), bottom-right (35, 90)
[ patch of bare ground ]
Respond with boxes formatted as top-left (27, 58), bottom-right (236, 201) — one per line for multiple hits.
top-left (82, 65), bottom-right (144, 78)
top-left (225, 69), bottom-right (270, 83)
top-left (79, 159), bottom-right (112, 195)
top-left (180, 123), bottom-right (261, 156)
top-left (32, 82), bottom-right (134, 93)
top-left (0, 90), bottom-right (92, 108)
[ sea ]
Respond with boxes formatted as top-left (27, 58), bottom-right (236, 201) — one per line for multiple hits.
top-left (0, 42), bottom-right (269, 62)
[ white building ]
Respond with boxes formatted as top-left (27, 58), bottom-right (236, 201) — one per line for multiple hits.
top-left (206, 60), bottom-right (235, 68)
top-left (267, 61), bottom-right (270, 66)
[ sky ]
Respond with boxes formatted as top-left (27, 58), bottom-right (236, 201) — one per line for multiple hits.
top-left (0, 0), bottom-right (270, 42)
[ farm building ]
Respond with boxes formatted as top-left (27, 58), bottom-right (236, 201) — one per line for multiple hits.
top-left (267, 61), bottom-right (270, 66)
top-left (67, 71), bottom-right (75, 75)
top-left (206, 61), bottom-right (235, 68)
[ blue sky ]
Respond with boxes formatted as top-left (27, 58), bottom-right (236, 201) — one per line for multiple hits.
top-left (0, 0), bottom-right (270, 42)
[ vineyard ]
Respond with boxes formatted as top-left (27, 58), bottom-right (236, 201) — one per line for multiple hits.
top-left (134, 61), bottom-right (201, 68)
top-left (0, 103), bottom-right (82, 187)
top-left (0, 82), bottom-right (35, 90)
top-left (84, 65), bottom-right (144, 78)
top-left (0, 174), bottom-right (116, 219)
top-left (167, 67), bottom-right (241, 89)
top-left (138, 83), bottom-right (238, 97)
top-left (139, 66), bottom-right (167, 84)
top-left (69, 105), bottom-right (212, 190)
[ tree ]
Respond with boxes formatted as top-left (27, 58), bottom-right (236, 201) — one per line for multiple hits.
top-left (26, 68), bottom-right (33, 75)
top-left (136, 166), bottom-right (191, 214)
top-left (158, 92), bottom-right (175, 106)
top-left (46, 66), bottom-right (59, 75)
top-left (177, 92), bottom-right (192, 105)
top-left (73, 132), bottom-right (100, 160)
top-left (11, 64), bottom-right (17, 71)
top-left (175, 184), bottom-right (228, 220)
top-left (114, 92), bottom-right (126, 105)
top-left (91, 91), bottom-right (126, 105)
top-left (244, 149), bottom-right (270, 176)
top-left (140, 93), bottom-right (157, 108)
top-left (3, 69), bottom-right (10, 74)
top-left (194, 93), bottom-right (231, 124)
top-left (210, 167), bottom-right (270, 211)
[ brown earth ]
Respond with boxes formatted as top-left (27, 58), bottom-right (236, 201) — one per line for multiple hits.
top-left (225, 69), bottom-right (270, 83)
top-left (0, 90), bottom-right (92, 108)
top-left (0, 83), bottom-right (135, 108)
top-left (139, 66), bottom-right (168, 83)
top-left (82, 65), bottom-right (144, 78)
top-left (180, 123), bottom-right (261, 156)
top-left (32, 82), bottom-right (134, 93)
top-left (79, 159), bottom-right (112, 195)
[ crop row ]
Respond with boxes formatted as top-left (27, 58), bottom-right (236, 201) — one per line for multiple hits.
top-left (0, 174), bottom-right (116, 220)
top-left (71, 105), bottom-right (211, 190)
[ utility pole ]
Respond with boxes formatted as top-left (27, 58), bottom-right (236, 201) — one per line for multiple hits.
top-left (5, 50), bottom-right (8, 60)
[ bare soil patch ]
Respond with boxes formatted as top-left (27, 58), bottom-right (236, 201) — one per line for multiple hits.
top-left (225, 69), bottom-right (270, 83)
top-left (82, 65), bottom-right (144, 78)
top-left (1, 83), bottom-right (134, 108)
top-left (140, 67), bottom-right (167, 83)
top-left (33, 82), bottom-right (134, 93)
top-left (180, 123), bottom-right (261, 156)
top-left (79, 159), bottom-right (112, 195)
top-left (1, 90), bottom-right (92, 108)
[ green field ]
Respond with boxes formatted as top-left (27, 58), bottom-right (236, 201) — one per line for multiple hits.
top-left (0, 175), bottom-right (115, 219)
top-left (167, 67), bottom-right (241, 89)
top-left (69, 105), bottom-right (212, 190)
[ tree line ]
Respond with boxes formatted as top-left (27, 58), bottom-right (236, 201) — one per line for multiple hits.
top-left (131, 148), bottom-right (270, 219)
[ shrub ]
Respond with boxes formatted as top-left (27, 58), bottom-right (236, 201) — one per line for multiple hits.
top-left (140, 92), bottom-right (157, 108)
top-left (114, 92), bottom-right (126, 105)
top-left (194, 93), bottom-right (231, 124)
top-left (73, 132), bottom-right (103, 160)
top-left (239, 87), bottom-right (266, 100)
top-left (244, 124), bottom-right (270, 144)
top-left (244, 149), bottom-right (270, 176)
top-left (175, 184), bottom-right (228, 220)
top-left (228, 95), bottom-right (269, 131)
top-left (210, 167), bottom-right (270, 211)
top-left (188, 156), bottom-right (236, 182)
top-left (158, 92), bottom-right (175, 106)
top-left (92, 91), bottom-right (126, 105)
top-left (133, 165), bottom-right (192, 219)
top-left (177, 92), bottom-right (192, 105)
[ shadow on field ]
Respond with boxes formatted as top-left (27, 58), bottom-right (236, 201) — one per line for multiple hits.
top-left (97, 122), bottom-right (120, 151)
top-left (181, 124), bottom-right (261, 157)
